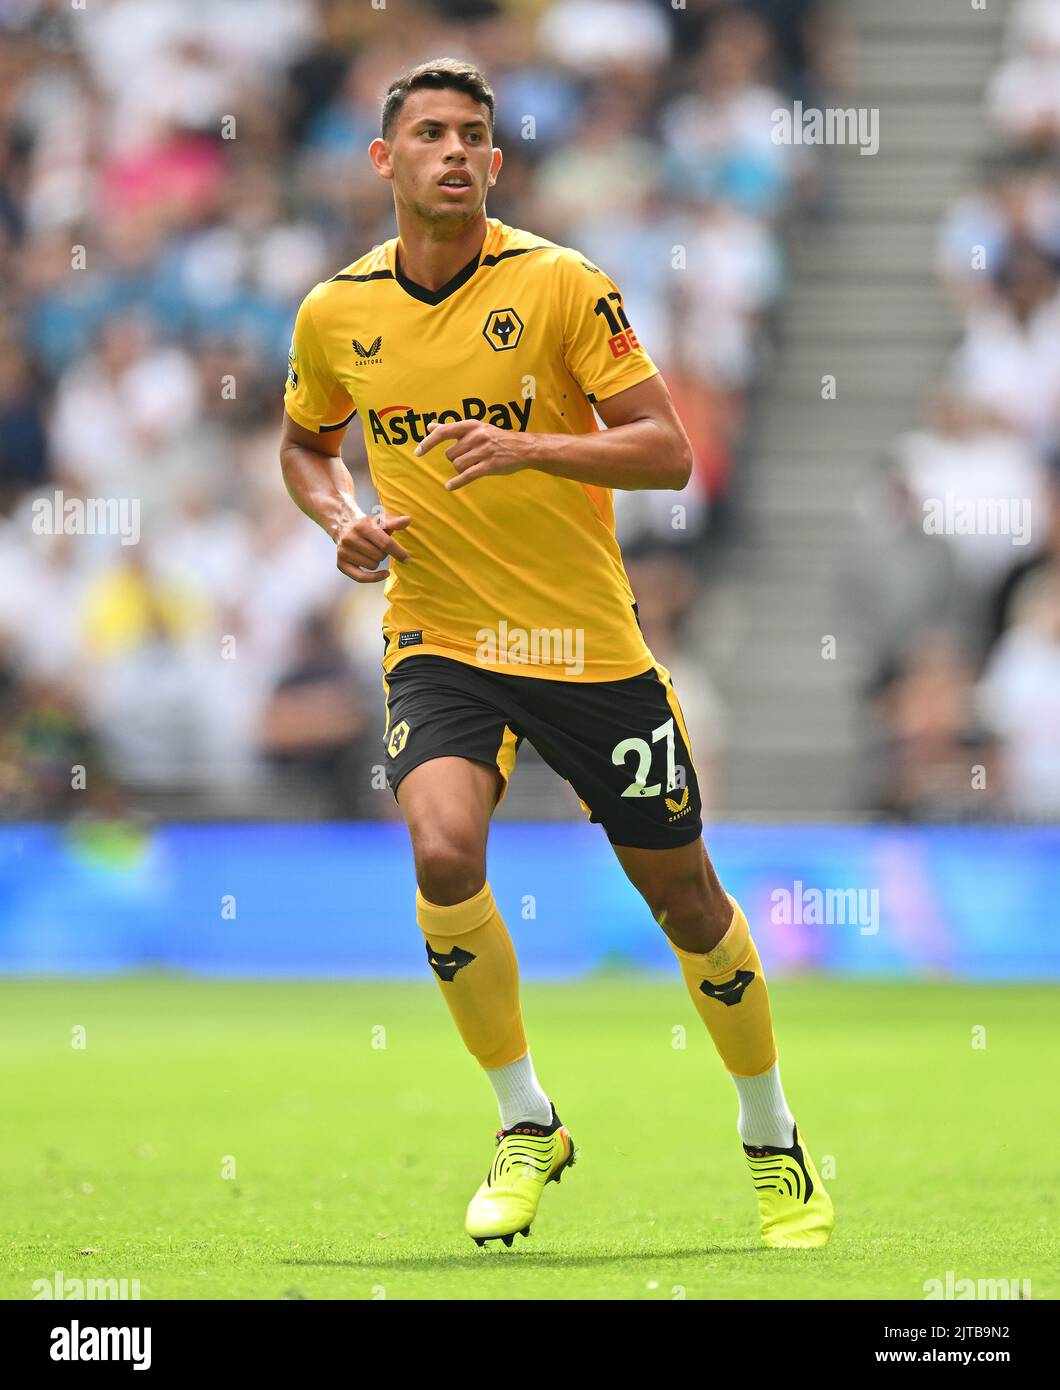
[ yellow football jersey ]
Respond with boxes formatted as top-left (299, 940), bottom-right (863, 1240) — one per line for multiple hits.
top-left (284, 217), bottom-right (660, 682)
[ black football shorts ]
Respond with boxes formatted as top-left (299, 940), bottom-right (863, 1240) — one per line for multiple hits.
top-left (381, 649), bottom-right (703, 850)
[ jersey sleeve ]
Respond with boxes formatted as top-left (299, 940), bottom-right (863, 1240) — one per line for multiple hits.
top-left (283, 286), bottom-right (357, 433)
top-left (556, 252), bottom-right (659, 404)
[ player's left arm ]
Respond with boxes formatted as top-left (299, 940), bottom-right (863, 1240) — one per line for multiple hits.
top-left (417, 252), bottom-right (693, 492)
top-left (418, 369), bottom-right (692, 492)
top-left (535, 371), bottom-right (693, 490)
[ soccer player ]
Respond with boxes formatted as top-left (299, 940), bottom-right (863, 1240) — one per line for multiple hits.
top-left (279, 58), bottom-right (833, 1250)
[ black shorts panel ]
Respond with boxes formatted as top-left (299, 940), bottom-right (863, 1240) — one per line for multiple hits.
top-left (382, 653), bottom-right (703, 850)
top-left (382, 658), bottom-right (521, 806)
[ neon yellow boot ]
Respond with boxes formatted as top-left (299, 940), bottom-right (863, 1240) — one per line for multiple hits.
top-left (743, 1123), bottom-right (834, 1248)
top-left (466, 1104), bottom-right (575, 1247)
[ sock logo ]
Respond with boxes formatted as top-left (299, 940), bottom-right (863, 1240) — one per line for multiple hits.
top-left (699, 969), bottom-right (755, 1006)
top-left (425, 941), bottom-right (476, 982)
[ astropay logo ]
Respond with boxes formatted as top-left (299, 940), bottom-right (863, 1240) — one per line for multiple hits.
top-left (368, 394), bottom-right (533, 448)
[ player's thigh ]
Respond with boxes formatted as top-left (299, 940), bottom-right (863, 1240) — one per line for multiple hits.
top-left (518, 659), bottom-right (706, 853)
top-left (395, 754), bottom-right (502, 858)
top-left (509, 664), bottom-right (731, 946)
top-left (382, 656), bottom-right (518, 899)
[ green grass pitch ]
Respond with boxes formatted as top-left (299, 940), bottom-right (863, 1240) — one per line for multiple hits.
top-left (1, 975), bottom-right (1054, 1301)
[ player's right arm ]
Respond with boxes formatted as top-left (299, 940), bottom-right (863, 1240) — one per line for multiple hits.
top-left (279, 287), bottom-right (411, 583)
top-left (279, 411), bottom-right (411, 582)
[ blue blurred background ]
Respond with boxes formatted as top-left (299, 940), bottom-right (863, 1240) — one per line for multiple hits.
top-left (2, 822), bottom-right (1056, 977)
top-left (0, 0), bottom-right (1057, 979)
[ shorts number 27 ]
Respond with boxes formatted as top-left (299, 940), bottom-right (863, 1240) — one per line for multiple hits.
top-left (612, 717), bottom-right (680, 798)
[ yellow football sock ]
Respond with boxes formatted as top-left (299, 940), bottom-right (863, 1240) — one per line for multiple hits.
top-left (668, 894), bottom-right (778, 1077)
top-left (417, 881), bottom-right (528, 1070)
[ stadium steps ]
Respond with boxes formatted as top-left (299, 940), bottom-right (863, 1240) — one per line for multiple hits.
top-left (704, 0), bottom-right (1010, 818)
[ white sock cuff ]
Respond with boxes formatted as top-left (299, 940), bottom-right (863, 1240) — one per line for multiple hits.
top-left (484, 1050), bottom-right (553, 1130)
top-left (732, 1060), bottom-right (796, 1149)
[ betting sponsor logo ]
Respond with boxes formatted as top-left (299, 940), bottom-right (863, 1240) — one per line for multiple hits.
top-left (592, 292), bottom-right (639, 359)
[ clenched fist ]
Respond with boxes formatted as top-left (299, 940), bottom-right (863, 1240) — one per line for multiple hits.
top-left (332, 508), bottom-right (413, 583)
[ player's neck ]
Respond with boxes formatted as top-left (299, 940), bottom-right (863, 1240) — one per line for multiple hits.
top-left (394, 211), bottom-right (489, 292)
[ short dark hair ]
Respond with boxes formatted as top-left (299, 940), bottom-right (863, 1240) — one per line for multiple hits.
top-left (381, 58), bottom-right (495, 142)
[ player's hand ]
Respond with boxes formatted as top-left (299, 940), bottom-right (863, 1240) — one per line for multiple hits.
top-left (414, 419), bottom-right (538, 491)
top-left (333, 509), bottom-right (412, 583)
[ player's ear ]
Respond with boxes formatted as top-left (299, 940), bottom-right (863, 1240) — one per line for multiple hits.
top-left (487, 145), bottom-right (502, 187)
top-left (369, 137), bottom-right (394, 181)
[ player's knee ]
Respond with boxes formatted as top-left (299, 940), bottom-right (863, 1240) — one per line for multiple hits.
top-left (414, 837), bottom-right (486, 907)
top-left (651, 877), bottom-right (732, 953)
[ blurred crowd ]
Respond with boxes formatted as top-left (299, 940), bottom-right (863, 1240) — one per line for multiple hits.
top-left (0, 0), bottom-right (831, 820)
top-left (855, 0), bottom-right (1060, 820)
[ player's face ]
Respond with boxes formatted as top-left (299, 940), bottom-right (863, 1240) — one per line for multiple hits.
top-left (379, 89), bottom-right (501, 227)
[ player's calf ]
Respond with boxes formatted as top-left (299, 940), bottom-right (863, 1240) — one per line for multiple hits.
top-left (617, 839), bottom-right (733, 953)
top-left (414, 839), bottom-right (487, 907)
top-left (647, 877), bottom-right (836, 1249)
